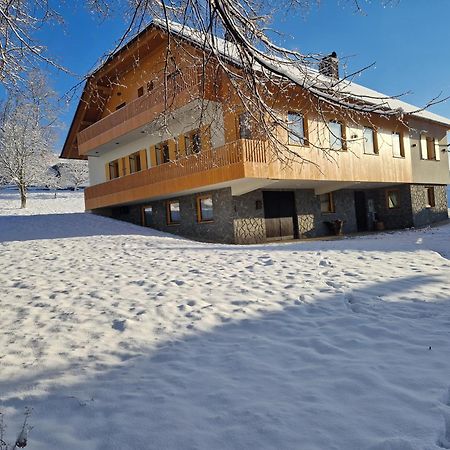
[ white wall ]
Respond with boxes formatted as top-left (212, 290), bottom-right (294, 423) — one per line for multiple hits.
top-left (88, 101), bottom-right (225, 186)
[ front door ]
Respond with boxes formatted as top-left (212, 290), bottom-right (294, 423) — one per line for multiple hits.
top-left (354, 191), bottom-right (368, 231)
top-left (263, 191), bottom-right (297, 241)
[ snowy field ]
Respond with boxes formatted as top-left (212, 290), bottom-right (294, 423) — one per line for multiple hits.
top-left (1, 190), bottom-right (450, 450)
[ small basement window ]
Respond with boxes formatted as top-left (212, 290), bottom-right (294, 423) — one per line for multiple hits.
top-left (142, 206), bottom-right (153, 226)
top-left (386, 189), bottom-right (400, 209)
top-left (166, 200), bottom-right (180, 225)
top-left (425, 186), bottom-right (436, 207)
top-left (197, 195), bottom-right (214, 222)
top-left (320, 193), bottom-right (335, 213)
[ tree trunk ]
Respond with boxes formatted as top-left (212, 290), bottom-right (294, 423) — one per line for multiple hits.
top-left (19, 184), bottom-right (27, 208)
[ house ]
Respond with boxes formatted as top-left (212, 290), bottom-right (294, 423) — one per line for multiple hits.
top-left (61, 20), bottom-right (450, 244)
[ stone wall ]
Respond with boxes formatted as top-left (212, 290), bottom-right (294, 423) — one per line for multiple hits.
top-left (363, 184), bottom-right (414, 230)
top-left (410, 184), bottom-right (448, 228)
top-left (232, 190), bottom-right (266, 244)
top-left (294, 189), bottom-right (357, 238)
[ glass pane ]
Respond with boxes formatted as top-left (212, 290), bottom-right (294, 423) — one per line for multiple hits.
top-left (392, 133), bottom-right (401, 157)
top-left (388, 192), bottom-right (398, 208)
top-left (363, 127), bottom-right (375, 154)
top-left (143, 207), bottom-right (153, 226)
top-left (170, 202), bottom-right (180, 222)
top-left (200, 197), bottom-right (213, 221)
top-left (288, 112), bottom-right (305, 145)
top-left (320, 194), bottom-right (332, 213)
top-left (239, 113), bottom-right (252, 139)
top-left (329, 121), bottom-right (342, 150)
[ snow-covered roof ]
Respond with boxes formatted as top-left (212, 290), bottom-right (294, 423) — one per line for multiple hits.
top-left (151, 19), bottom-right (450, 128)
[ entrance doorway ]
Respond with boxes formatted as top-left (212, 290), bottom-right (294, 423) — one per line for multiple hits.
top-left (354, 191), bottom-right (368, 231)
top-left (263, 191), bottom-right (297, 241)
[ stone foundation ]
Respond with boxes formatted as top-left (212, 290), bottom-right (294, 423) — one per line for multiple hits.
top-left (92, 184), bottom-right (448, 244)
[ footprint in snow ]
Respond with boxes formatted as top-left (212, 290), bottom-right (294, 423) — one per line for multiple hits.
top-left (112, 319), bottom-right (126, 332)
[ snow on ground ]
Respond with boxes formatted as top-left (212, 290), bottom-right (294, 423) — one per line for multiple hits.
top-left (1, 191), bottom-right (450, 450)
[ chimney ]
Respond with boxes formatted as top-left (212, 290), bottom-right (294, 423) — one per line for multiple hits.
top-left (319, 52), bottom-right (339, 80)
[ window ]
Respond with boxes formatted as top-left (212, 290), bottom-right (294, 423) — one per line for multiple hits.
top-left (363, 127), bottom-right (378, 155)
top-left (329, 121), bottom-right (345, 150)
top-left (185, 130), bottom-right (202, 155)
top-left (197, 195), bottom-right (213, 222)
top-left (108, 160), bottom-right (119, 179)
top-left (426, 137), bottom-right (436, 160)
top-left (386, 190), bottom-right (400, 209)
top-left (129, 152), bottom-right (142, 174)
top-left (425, 186), bottom-right (435, 207)
top-left (238, 112), bottom-right (252, 139)
top-left (147, 80), bottom-right (154, 92)
top-left (142, 206), bottom-right (153, 226)
top-left (288, 112), bottom-right (307, 145)
top-left (392, 132), bottom-right (404, 157)
top-left (116, 102), bottom-right (126, 111)
top-left (166, 200), bottom-right (180, 224)
top-left (137, 86), bottom-right (144, 97)
top-left (156, 143), bottom-right (170, 165)
top-left (319, 193), bottom-right (335, 213)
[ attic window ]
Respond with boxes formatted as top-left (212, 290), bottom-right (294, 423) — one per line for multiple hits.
top-left (137, 86), bottom-right (144, 97)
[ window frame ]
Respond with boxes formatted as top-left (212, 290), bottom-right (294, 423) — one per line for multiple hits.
top-left (238, 112), bottom-right (253, 140)
top-left (426, 137), bottom-right (436, 160)
top-left (185, 130), bottom-right (202, 155)
top-left (128, 151), bottom-right (142, 174)
top-left (392, 132), bottom-right (405, 158)
top-left (108, 160), bottom-right (119, 179)
top-left (328, 120), bottom-right (346, 151)
top-left (287, 111), bottom-right (308, 146)
top-left (141, 205), bottom-right (153, 227)
top-left (196, 195), bottom-right (214, 223)
top-left (363, 126), bottom-right (379, 155)
top-left (166, 200), bottom-right (181, 225)
top-left (425, 186), bottom-right (436, 208)
top-left (386, 189), bottom-right (400, 209)
top-left (319, 192), bottom-right (335, 214)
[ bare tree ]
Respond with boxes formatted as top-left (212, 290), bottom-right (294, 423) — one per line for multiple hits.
top-left (57, 159), bottom-right (89, 190)
top-left (0, 71), bottom-right (58, 207)
top-left (80, 0), bottom-right (446, 164)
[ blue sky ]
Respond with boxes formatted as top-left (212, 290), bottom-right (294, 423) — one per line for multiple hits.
top-left (34, 1), bottom-right (450, 151)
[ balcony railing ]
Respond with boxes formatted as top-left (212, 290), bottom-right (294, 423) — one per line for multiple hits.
top-left (84, 139), bottom-right (268, 207)
top-left (77, 66), bottom-right (207, 153)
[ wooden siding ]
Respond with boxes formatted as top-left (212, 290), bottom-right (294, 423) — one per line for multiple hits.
top-left (85, 138), bottom-right (413, 210)
top-left (78, 66), bottom-right (216, 155)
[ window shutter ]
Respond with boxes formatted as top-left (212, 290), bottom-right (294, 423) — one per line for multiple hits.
top-left (168, 139), bottom-right (177, 160)
top-left (178, 135), bottom-right (186, 158)
top-left (140, 149), bottom-right (148, 169)
top-left (118, 158), bottom-right (125, 177)
top-left (124, 156), bottom-right (131, 175)
top-left (105, 163), bottom-right (110, 181)
top-left (149, 145), bottom-right (157, 167)
top-left (435, 140), bottom-right (441, 161)
top-left (201, 125), bottom-right (211, 150)
top-left (420, 135), bottom-right (428, 159)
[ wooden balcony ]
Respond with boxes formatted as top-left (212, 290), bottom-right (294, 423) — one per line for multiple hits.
top-left (84, 139), bottom-right (269, 210)
top-left (77, 66), bottom-right (211, 156)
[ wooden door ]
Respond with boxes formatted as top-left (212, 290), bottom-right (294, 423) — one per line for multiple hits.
top-left (263, 191), bottom-right (296, 241)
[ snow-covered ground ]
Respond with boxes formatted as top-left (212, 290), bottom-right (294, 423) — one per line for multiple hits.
top-left (1, 190), bottom-right (450, 450)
